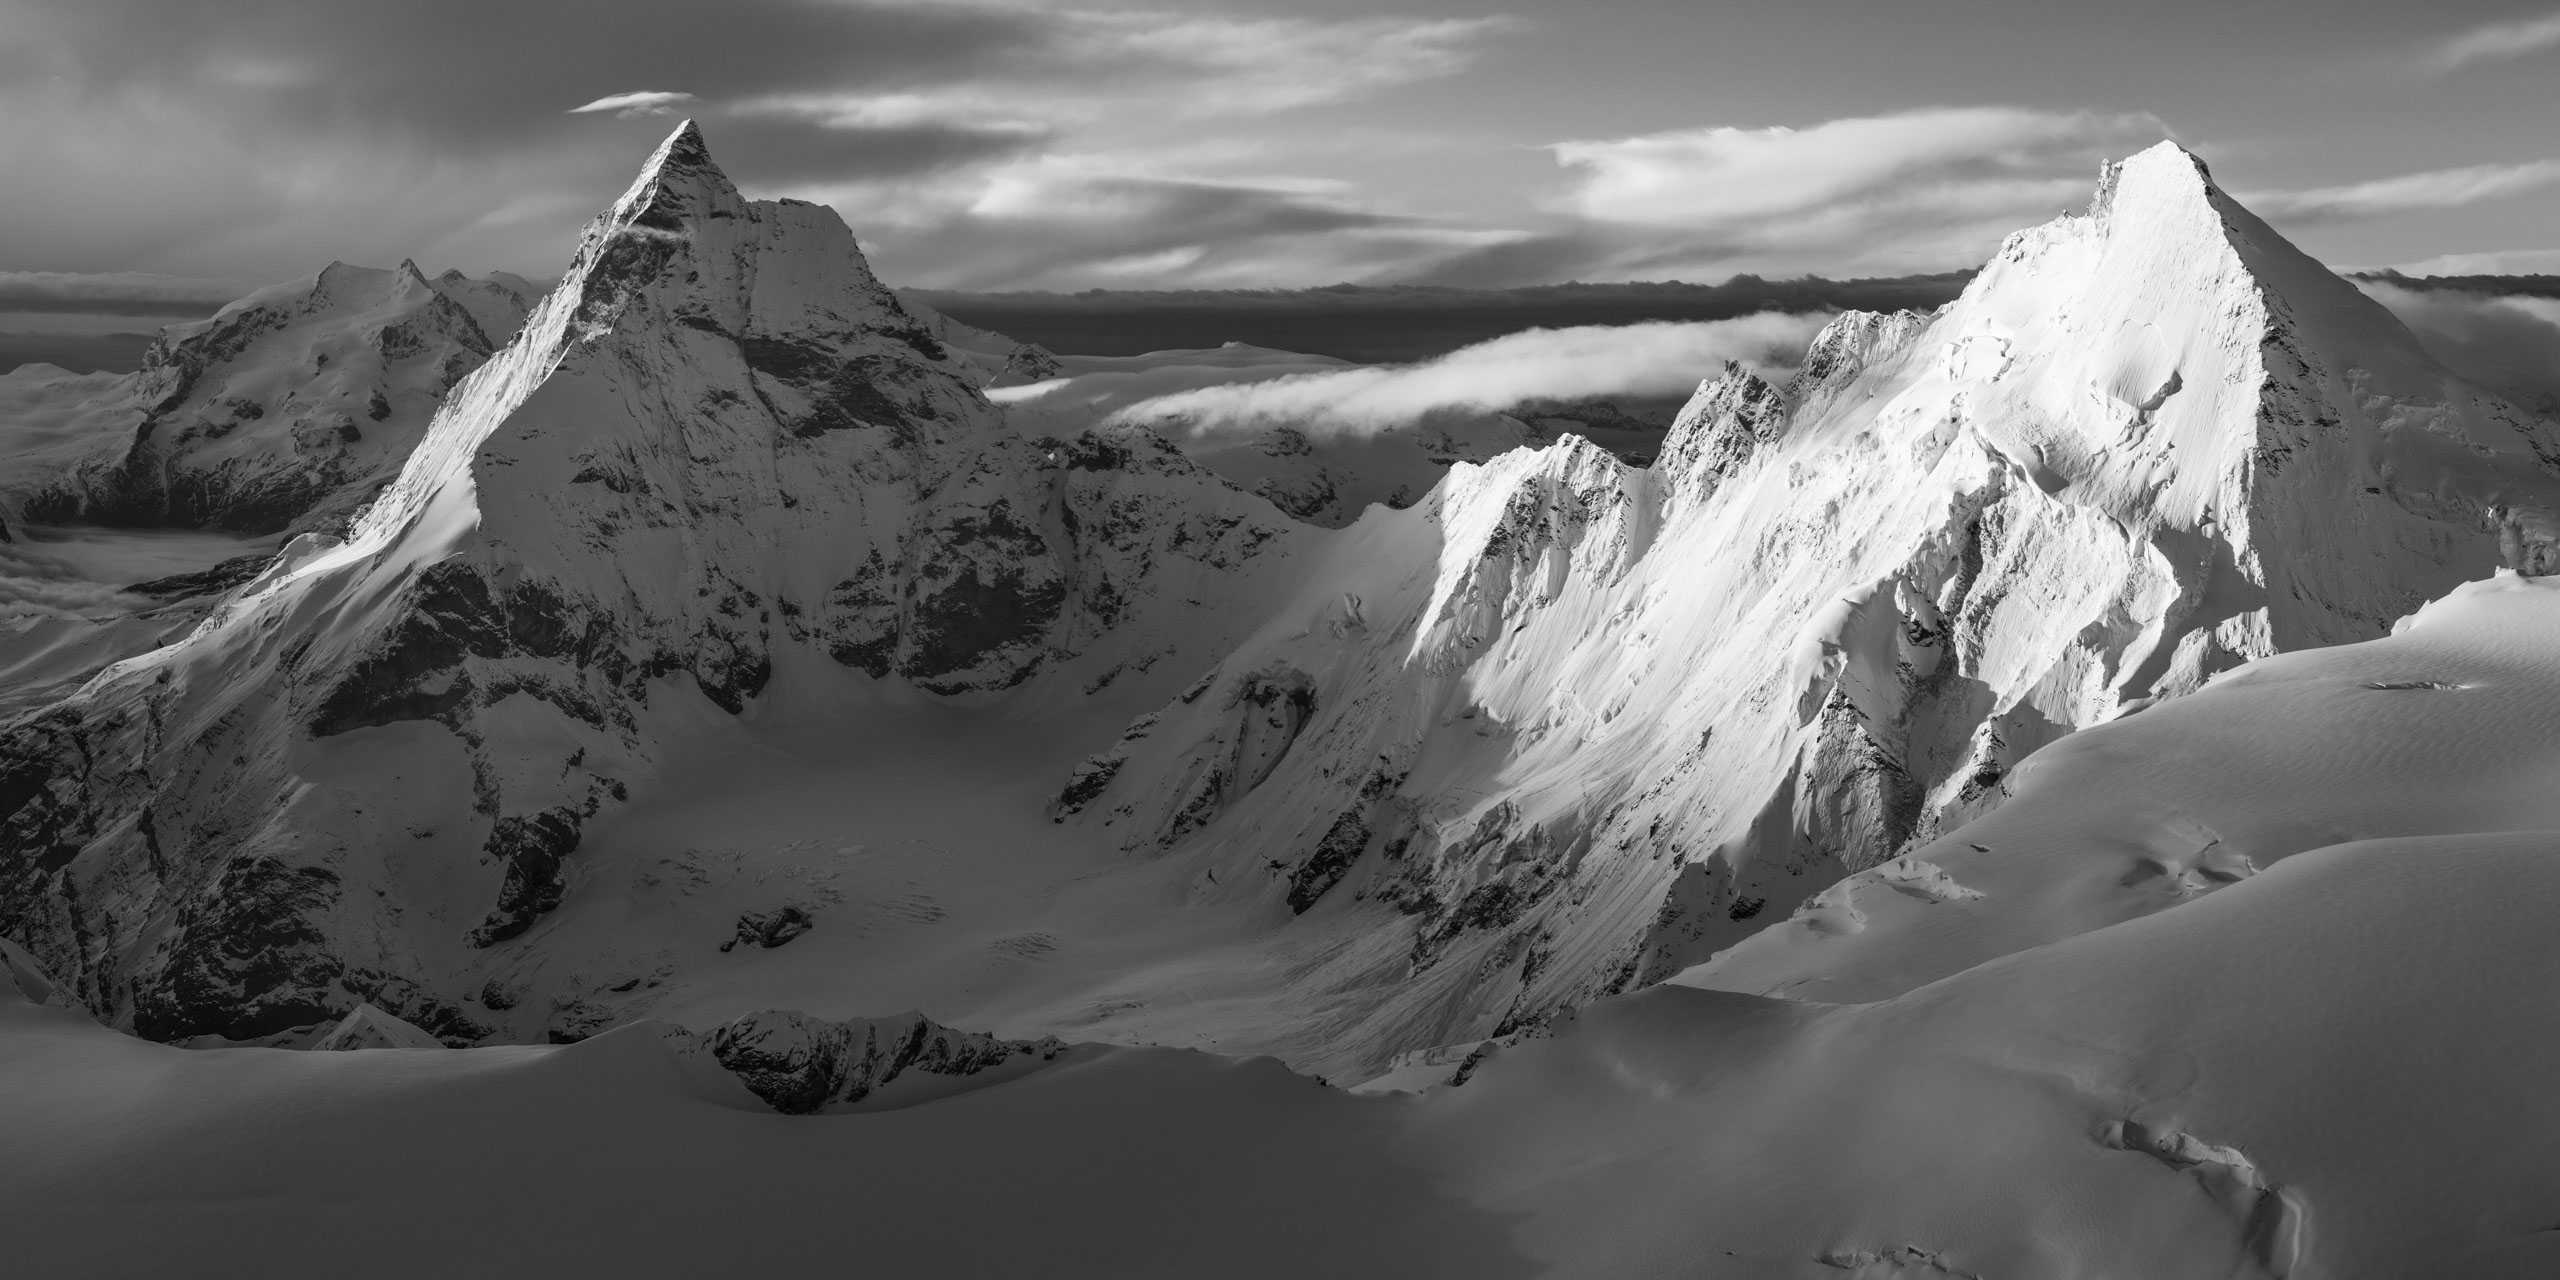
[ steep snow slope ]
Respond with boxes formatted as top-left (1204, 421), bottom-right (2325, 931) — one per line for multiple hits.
top-left (1045, 142), bottom-right (2560, 1074)
top-left (0, 123), bottom-right (1301, 1043)
top-left (3, 264), bottom-right (536, 533)
top-left (13, 785), bottom-right (2560, 1276)
top-left (1688, 569), bottom-right (2560, 1003)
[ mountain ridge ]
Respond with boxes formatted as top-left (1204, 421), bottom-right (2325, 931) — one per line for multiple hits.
top-left (0, 120), bottom-right (1299, 1038)
top-left (2, 130), bottom-right (2553, 1082)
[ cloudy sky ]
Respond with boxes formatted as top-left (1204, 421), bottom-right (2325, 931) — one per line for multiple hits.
top-left (5, 0), bottom-right (2560, 326)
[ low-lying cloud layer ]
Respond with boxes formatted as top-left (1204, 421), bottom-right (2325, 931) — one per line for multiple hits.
top-left (1103, 313), bottom-right (1833, 437)
top-left (0, 541), bottom-right (142, 622)
top-left (2361, 280), bottom-right (2560, 414)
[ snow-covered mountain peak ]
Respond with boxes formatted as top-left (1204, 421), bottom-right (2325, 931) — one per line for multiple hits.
top-left (4, 256), bottom-right (538, 533)
top-left (1029, 142), bottom-right (2560, 1075)
top-left (574, 118), bottom-right (731, 256)
top-left (1924, 136), bottom-right (2557, 579)
top-left (0, 122), bottom-right (1301, 1035)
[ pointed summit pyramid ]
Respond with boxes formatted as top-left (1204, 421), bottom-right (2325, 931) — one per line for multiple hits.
top-left (1930, 139), bottom-right (2560, 655)
top-left (0, 122), bottom-right (1292, 1038)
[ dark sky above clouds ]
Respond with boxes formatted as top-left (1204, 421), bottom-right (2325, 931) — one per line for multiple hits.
top-left (5, 0), bottom-right (2560, 315)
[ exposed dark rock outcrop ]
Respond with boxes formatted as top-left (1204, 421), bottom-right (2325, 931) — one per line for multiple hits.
top-left (699, 1009), bottom-right (1066, 1114)
top-left (720, 905), bottom-right (814, 952)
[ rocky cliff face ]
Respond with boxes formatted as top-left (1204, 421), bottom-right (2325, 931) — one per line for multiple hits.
top-left (680, 1008), bottom-right (1065, 1114)
top-left (0, 122), bottom-right (1290, 1043)
top-left (1047, 142), bottom-right (2560, 1073)
top-left (11, 263), bottom-right (535, 534)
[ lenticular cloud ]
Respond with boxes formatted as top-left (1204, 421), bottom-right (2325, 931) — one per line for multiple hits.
top-left (1104, 311), bottom-right (1833, 436)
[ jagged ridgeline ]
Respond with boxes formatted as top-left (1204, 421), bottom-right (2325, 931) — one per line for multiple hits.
top-left (1033, 142), bottom-right (2560, 1068)
top-left (0, 122), bottom-right (1293, 1040)
top-left (3, 128), bottom-right (2555, 1078)
top-left (16, 262), bottom-right (539, 534)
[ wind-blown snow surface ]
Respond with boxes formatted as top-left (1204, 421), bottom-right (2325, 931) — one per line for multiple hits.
top-left (8, 128), bottom-right (2560, 1276)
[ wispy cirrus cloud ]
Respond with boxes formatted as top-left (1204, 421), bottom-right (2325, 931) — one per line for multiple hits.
top-left (567, 90), bottom-right (697, 119)
top-left (2244, 159), bottom-right (2560, 224)
top-left (838, 155), bottom-right (1512, 290)
top-left (1386, 106), bottom-right (2165, 285)
top-left (0, 0), bottom-right (1520, 290)
top-left (1545, 107), bottom-right (2160, 228)
top-left (2419, 8), bottom-right (2560, 72)
top-left (1057, 13), bottom-right (1515, 114)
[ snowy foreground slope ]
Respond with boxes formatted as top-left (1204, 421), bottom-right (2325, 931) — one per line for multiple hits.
top-left (11, 580), bottom-right (2560, 1277)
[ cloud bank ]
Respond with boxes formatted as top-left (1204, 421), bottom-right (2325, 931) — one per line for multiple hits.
top-left (1101, 313), bottom-right (1834, 438)
top-left (2360, 280), bottom-right (2560, 414)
